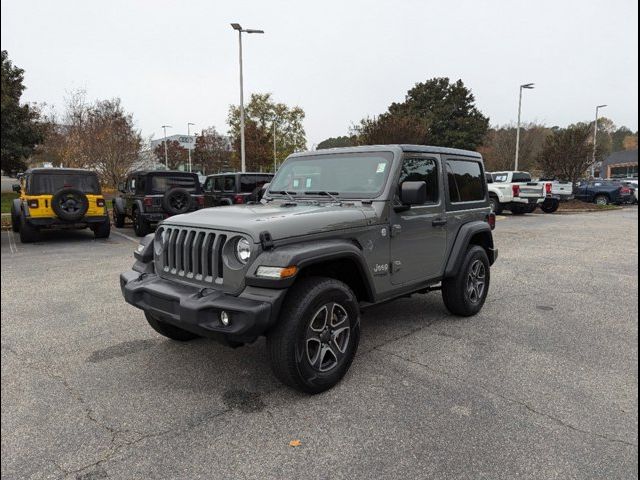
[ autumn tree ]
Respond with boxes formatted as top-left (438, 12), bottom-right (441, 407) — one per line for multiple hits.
top-left (536, 124), bottom-right (604, 185)
top-left (153, 140), bottom-right (188, 170)
top-left (317, 136), bottom-right (357, 150)
top-left (353, 78), bottom-right (489, 149)
top-left (192, 126), bottom-right (232, 174)
top-left (478, 123), bottom-right (551, 172)
top-left (228, 93), bottom-right (306, 171)
top-left (622, 134), bottom-right (638, 151)
top-left (1, 50), bottom-right (44, 174)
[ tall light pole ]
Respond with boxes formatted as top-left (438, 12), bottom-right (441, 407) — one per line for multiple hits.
top-left (187, 122), bottom-right (195, 173)
top-left (591, 105), bottom-right (607, 178)
top-left (161, 125), bottom-right (172, 169)
top-left (514, 83), bottom-right (535, 171)
top-left (272, 116), bottom-right (278, 173)
top-left (231, 23), bottom-right (264, 173)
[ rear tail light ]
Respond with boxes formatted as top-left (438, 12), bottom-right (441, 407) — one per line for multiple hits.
top-left (28, 199), bottom-right (39, 209)
top-left (620, 187), bottom-right (631, 194)
top-left (143, 196), bottom-right (154, 207)
top-left (196, 195), bottom-right (204, 207)
top-left (234, 195), bottom-right (245, 204)
top-left (96, 198), bottom-right (105, 207)
top-left (512, 185), bottom-right (520, 197)
top-left (487, 213), bottom-right (496, 230)
top-left (545, 183), bottom-right (552, 194)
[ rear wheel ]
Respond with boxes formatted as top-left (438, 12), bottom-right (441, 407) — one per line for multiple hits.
top-left (267, 277), bottom-right (360, 394)
top-left (594, 194), bottom-right (609, 206)
top-left (92, 218), bottom-right (111, 239)
top-left (540, 198), bottom-right (560, 213)
top-left (132, 208), bottom-right (151, 237)
top-left (442, 246), bottom-right (490, 317)
top-left (19, 214), bottom-right (39, 243)
top-left (145, 312), bottom-right (200, 341)
top-left (112, 204), bottom-right (125, 228)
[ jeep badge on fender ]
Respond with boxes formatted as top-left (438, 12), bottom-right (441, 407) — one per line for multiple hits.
top-left (120, 145), bottom-right (498, 394)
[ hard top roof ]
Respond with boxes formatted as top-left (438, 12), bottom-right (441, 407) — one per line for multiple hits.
top-left (289, 144), bottom-right (482, 159)
top-left (26, 168), bottom-right (97, 175)
top-left (205, 172), bottom-right (274, 177)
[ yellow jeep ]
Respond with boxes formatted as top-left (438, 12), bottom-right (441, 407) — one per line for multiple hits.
top-left (10, 168), bottom-right (111, 243)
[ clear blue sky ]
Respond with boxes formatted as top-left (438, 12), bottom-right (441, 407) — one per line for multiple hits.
top-left (2, 0), bottom-right (638, 147)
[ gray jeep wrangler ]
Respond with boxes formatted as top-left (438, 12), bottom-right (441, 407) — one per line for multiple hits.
top-left (120, 145), bottom-right (497, 393)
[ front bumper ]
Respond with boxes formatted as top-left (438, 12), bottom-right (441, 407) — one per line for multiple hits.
top-left (26, 215), bottom-right (109, 228)
top-left (120, 271), bottom-right (287, 342)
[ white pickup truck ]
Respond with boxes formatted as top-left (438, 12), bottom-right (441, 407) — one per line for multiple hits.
top-left (486, 171), bottom-right (545, 215)
top-left (534, 178), bottom-right (574, 213)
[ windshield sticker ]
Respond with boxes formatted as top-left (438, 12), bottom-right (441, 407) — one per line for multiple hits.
top-left (376, 163), bottom-right (386, 173)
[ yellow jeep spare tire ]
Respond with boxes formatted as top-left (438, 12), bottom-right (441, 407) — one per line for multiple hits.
top-left (51, 188), bottom-right (89, 221)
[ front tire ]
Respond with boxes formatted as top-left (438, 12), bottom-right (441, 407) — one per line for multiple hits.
top-left (145, 312), bottom-right (200, 341)
top-left (112, 204), bottom-right (125, 228)
top-left (267, 277), bottom-right (360, 394)
top-left (594, 194), bottom-right (609, 206)
top-left (133, 209), bottom-right (151, 237)
top-left (442, 246), bottom-right (490, 317)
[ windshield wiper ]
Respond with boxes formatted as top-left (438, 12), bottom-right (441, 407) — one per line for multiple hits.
top-left (268, 190), bottom-right (297, 201)
top-left (304, 191), bottom-right (341, 202)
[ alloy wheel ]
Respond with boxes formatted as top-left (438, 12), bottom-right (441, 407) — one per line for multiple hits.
top-left (466, 259), bottom-right (486, 303)
top-left (305, 302), bottom-right (351, 372)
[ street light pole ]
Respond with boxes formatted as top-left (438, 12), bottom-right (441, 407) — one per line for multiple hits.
top-left (161, 125), bottom-right (172, 169)
top-left (231, 23), bottom-right (264, 173)
top-left (273, 117), bottom-right (277, 173)
top-left (591, 105), bottom-right (607, 178)
top-left (187, 122), bottom-right (195, 173)
top-left (514, 83), bottom-right (535, 171)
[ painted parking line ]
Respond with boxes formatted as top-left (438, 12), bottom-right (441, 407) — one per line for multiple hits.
top-left (6, 229), bottom-right (18, 254)
top-left (111, 230), bottom-right (139, 244)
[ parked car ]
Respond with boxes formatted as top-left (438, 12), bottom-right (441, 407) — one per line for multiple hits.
top-left (10, 168), bottom-right (110, 243)
top-left (574, 180), bottom-right (633, 205)
top-left (112, 170), bottom-right (204, 236)
top-left (203, 172), bottom-right (274, 207)
top-left (616, 179), bottom-right (638, 204)
top-left (121, 145), bottom-right (498, 393)
top-left (486, 171), bottom-right (545, 214)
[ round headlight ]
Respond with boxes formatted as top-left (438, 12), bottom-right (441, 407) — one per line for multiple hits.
top-left (235, 237), bottom-right (252, 264)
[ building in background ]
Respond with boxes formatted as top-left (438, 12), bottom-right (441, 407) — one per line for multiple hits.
top-left (597, 150), bottom-right (638, 179)
top-left (149, 134), bottom-right (195, 152)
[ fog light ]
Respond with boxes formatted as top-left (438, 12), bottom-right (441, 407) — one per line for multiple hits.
top-left (220, 311), bottom-right (230, 326)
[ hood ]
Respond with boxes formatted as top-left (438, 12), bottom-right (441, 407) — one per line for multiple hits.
top-left (164, 202), bottom-right (373, 242)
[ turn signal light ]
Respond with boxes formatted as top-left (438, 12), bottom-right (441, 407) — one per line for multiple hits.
top-left (28, 199), bottom-right (39, 209)
top-left (256, 265), bottom-right (298, 279)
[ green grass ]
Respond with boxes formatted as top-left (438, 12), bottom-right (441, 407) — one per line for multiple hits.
top-left (1, 192), bottom-right (17, 214)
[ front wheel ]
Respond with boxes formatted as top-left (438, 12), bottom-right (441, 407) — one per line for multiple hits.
top-left (132, 209), bottom-right (151, 237)
top-left (112, 204), bottom-right (125, 228)
top-left (442, 245), bottom-right (490, 317)
top-left (594, 194), bottom-right (609, 206)
top-left (267, 277), bottom-right (360, 394)
top-left (145, 312), bottom-right (200, 341)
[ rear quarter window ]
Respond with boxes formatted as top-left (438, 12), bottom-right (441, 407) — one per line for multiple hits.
top-left (150, 175), bottom-right (199, 193)
top-left (446, 160), bottom-right (485, 203)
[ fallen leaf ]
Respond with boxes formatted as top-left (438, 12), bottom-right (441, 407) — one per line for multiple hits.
top-left (289, 440), bottom-right (302, 447)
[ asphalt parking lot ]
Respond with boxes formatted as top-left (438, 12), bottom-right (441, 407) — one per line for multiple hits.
top-left (1, 208), bottom-right (638, 480)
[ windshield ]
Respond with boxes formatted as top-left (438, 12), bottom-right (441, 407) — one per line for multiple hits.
top-left (268, 152), bottom-right (393, 199)
top-left (150, 174), bottom-right (200, 194)
top-left (28, 173), bottom-right (100, 195)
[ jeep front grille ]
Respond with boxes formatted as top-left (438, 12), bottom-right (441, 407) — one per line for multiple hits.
top-left (154, 226), bottom-right (227, 284)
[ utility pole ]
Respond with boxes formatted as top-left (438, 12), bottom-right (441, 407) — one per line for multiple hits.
top-left (514, 83), bottom-right (534, 171)
top-left (187, 122), bottom-right (195, 172)
top-left (591, 105), bottom-right (607, 178)
top-left (273, 117), bottom-right (277, 172)
top-left (161, 125), bottom-right (172, 169)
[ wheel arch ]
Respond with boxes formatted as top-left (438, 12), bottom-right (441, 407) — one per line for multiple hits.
top-left (444, 221), bottom-right (495, 278)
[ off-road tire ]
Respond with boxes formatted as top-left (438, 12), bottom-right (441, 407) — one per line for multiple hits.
top-left (10, 201), bottom-right (20, 232)
top-left (51, 188), bottom-right (89, 221)
top-left (442, 245), bottom-right (490, 317)
top-left (112, 203), bottom-right (125, 228)
top-left (489, 196), bottom-right (503, 215)
top-left (145, 312), bottom-right (200, 341)
top-left (92, 218), bottom-right (111, 239)
top-left (19, 214), bottom-right (39, 243)
top-left (540, 198), bottom-right (560, 213)
top-left (162, 188), bottom-right (192, 215)
top-left (132, 208), bottom-right (151, 237)
top-left (594, 194), bottom-right (609, 206)
top-left (267, 276), bottom-right (360, 394)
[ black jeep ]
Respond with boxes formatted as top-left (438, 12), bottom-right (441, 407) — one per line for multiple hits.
top-left (112, 171), bottom-right (204, 236)
top-left (203, 172), bottom-right (274, 207)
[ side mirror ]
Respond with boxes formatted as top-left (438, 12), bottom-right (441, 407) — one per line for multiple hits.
top-left (12, 184), bottom-right (21, 193)
top-left (399, 181), bottom-right (427, 206)
top-left (261, 182), bottom-right (270, 191)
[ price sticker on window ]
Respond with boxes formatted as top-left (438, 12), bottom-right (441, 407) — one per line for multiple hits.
top-left (376, 163), bottom-right (386, 173)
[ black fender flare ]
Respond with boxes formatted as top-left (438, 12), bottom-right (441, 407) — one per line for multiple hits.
top-left (132, 199), bottom-right (145, 214)
top-left (245, 239), bottom-right (376, 301)
top-left (113, 197), bottom-right (127, 215)
top-left (444, 221), bottom-right (494, 278)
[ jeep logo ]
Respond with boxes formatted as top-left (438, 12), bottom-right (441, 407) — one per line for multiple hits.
top-left (373, 263), bottom-right (389, 275)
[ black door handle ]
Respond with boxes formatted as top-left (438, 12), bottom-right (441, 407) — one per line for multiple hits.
top-left (432, 218), bottom-right (447, 227)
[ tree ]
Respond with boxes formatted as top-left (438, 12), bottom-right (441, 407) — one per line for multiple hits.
top-left (623, 134), bottom-right (638, 151)
top-left (353, 78), bottom-right (489, 149)
top-left (1, 50), bottom-right (43, 174)
top-left (478, 123), bottom-right (551, 172)
top-left (536, 124), bottom-right (604, 185)
top-left (228, 93), bottom-right (306, 171)
top-left (153, 140), bottom-right (188, 170)
top-left (192, 126), bottom-right (232, 174)
top-left (317, 136), bottom-right (357, 150)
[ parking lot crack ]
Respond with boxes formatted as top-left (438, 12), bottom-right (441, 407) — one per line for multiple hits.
top-left (374, 347), bottom-right (638, 448)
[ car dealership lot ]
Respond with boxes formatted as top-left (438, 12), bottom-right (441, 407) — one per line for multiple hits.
top-left (1, 209), bottom-right (638, 480)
